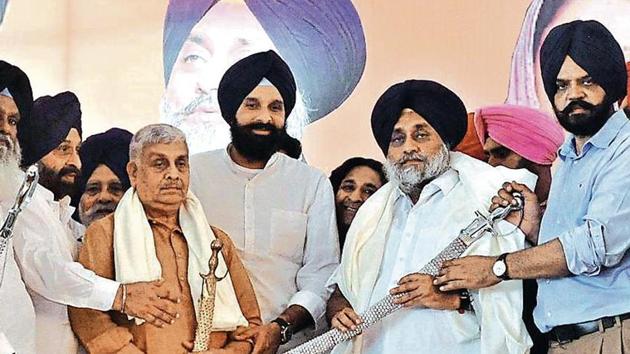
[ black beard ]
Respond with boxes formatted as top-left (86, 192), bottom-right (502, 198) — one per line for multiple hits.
top-left (554, 100), bottom-right (613, 137)
top-left (38, 163), bottom-right (80, 201)
top-left (230, 122), bottom-right (284, 162)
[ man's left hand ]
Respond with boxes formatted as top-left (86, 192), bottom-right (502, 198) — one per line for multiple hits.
top-left (232, 323), bottom-right (281, 354)
top-left (390, 273), bottom-right (459, 310)
top-left (434, 256), bottom-right (500, 291)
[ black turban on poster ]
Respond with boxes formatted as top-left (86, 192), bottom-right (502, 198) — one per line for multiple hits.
top-left (371, 80), bottom-right (468, 155)
top-left (218, 50), bottom-right (296, 125)
top-left (540, 20), bottom-right (627, 105)
top-left (162, 0), bottom-right (365, 123)
top-left (18, 92), bottom-right (82, 167)
top-left (0, 61), bottom-right (33, 122)
top-left (71, 128), bottom-right (133, 210)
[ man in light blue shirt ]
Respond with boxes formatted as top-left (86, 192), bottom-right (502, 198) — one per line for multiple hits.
top-left (436, 20), bottom-right (630, 353)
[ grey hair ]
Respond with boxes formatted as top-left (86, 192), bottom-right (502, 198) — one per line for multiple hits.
top-left (129, 123), bottom-right (188, 161)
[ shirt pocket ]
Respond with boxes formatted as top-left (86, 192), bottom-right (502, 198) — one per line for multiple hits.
top-left (270, 209), bottom-right (307, 262)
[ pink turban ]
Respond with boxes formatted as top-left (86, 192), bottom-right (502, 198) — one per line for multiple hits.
top-left (474, 104), bottom-right (564, 165)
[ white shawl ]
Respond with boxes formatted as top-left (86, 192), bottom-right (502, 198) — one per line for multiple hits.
top-left (335, 152), bottom-right (536, 354)
top-left (113, 188), bottom-right (248, 330)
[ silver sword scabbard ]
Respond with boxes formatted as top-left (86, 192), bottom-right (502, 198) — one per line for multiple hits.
top-left (286, 193), bottom-right (524, 354)
top-left (1, 165), bottom-right (39, 286)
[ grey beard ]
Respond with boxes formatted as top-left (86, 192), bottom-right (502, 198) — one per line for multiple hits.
top-left (384, 145), bottom-right (450, 197)
top-left (0, 137), bottom-right (23, 202)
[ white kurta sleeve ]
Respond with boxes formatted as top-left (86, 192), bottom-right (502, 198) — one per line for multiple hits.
top-left (11, 191), bottom-right (119, 311)
top-left (288, 174), bottom-right (340, 326)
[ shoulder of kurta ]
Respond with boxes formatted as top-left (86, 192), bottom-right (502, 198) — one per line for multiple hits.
top-left (210, 225), bottom-right (236, 259)
top-left (82, 214), bottom-right (115, 250)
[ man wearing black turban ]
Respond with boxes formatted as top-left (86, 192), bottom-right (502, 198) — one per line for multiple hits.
top-left (190, 50), bottom-right (340, 353)
top-left (326, 79), bottom-right (536, 354)
top-left (19, 91), bottom-right (83, 201)
top-left (436, 20), bottom-right (630, 354)
top-left (0, 60), bottom-right (37, 354)
top-left (161, 0), bottom-right (365, 154)
top-left (73, 128), bottom-right (132, 226)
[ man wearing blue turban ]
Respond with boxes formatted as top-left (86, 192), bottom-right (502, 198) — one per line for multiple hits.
top-left (161, 0), bottom-right (366, 154)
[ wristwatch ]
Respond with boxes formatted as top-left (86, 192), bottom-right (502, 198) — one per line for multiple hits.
top-left (492, 253), bottom-right (511, 280)
top-left (271, 317), bottom-right (293, 344)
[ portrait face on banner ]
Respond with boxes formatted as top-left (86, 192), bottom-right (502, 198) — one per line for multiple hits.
top-left (161, 0), bottom-right (367, 154)
top-left (506, 0), bottom-right (630, 112)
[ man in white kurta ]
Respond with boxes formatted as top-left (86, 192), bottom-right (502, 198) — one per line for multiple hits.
top-left (190, 50), bottom-right (339, 352)
top-left (327, 80), bottom-right (532, 354)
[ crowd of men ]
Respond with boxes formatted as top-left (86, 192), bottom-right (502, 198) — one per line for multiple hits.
top-left (0, 18), bottom-right (629, 354)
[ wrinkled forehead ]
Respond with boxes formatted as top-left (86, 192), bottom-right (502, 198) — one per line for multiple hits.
top-left (244, 84), bottom-right (283, 102)
top-left (141, 141), bottom-right (189, 160)
top-left (87, 164), bottom-right (120, 183)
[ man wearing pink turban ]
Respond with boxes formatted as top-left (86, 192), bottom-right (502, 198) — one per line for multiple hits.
top-left (474, 104), bottom-right (563, 207)
top-left (474, 103), bottom-right (564, 354)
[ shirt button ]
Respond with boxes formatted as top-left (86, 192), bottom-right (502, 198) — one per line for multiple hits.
top-left (546, 279), bottom-right (551, 284)
top-left (547, 312), bottom-right (552, 318)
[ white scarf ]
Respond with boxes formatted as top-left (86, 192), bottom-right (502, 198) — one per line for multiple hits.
top-left (113, 188), bottom-right (248, 330)
top-left (335, 152), bottom-right (535, 354)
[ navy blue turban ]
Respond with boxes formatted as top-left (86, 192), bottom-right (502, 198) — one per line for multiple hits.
top-left (218, 50), bottom-right (296, 124)
top-left (0, 61), bottom-right (33, 122)
top-left (371, 80), bottom-right (468, 156)
top-left (163, 0), bottom-right (366, 123)
top-left (72, 128), bottom-right (133, 208)
top-left (18, 92), bottom-right (82, 167)
top-left (540, 20), bottom-right (627, 105)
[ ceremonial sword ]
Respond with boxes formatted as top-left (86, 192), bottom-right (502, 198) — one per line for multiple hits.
top-left (0, 165), bottom-right (39, 286)
top-left (286, 193), bottom-right (524, 354)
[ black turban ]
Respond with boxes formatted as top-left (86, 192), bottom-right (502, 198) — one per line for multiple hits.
top-left (18, 91), bottom-right (82, 167)
top-left (218, 50), bottom-right (296, 124)
top-left (72, 128), bottom-right (133, 208)
top-left (371, 80), bottom-right (468, 155)
top-left (0, 61), bottom-right (33, 122)
top-left (162, 0), bottom-right (365, 123)
top-left (540, 20), bottom-right (627, 105)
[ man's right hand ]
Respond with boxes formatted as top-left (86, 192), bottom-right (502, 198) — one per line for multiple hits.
top-left (331, 307), bottom-right (362, 333)
top-left (491, 181), bottom-right (541, 245)
top-left (112, 279), bottom-right (180, 328)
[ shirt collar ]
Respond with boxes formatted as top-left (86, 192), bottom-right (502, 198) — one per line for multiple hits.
top-left (559, 110), bottom-right (629, 159)
top-left (221, 145), bottom-right (281, 177)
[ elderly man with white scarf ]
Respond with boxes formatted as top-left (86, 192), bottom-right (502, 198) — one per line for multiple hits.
top-left (69, 124), bottom-right (261, 354)
top-left (325, 80), bottom-right (535, 354)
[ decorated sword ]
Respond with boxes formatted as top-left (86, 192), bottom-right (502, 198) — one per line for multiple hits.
top-left (0, 165), bottom-right (39, 285)
top-left (192, 238), bottom-right (226, 352)
top-left (286, 193), bottom-right (524, 354)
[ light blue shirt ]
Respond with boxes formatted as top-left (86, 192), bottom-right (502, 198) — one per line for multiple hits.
top-left (535, 110), bottom-right (630, 333)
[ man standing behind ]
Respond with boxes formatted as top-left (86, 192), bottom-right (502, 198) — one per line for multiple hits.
top-left (190, 51), bottom-right (339, 353)
top-left (73, 128), bottom-right (133, 226)
top-left (473, 104), bottom-right (564, 354)
top-left (436, 20), bottom-right (630, 353)
top-left (69, 124), bottom-right (261, 354)
top-left (474, 104), bottom-right (564, 213)
top-left (329, 157), bottom-right (386, 249)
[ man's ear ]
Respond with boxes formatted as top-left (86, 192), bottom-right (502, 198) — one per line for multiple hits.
top-left (126, 161), bottom-right (138, 187)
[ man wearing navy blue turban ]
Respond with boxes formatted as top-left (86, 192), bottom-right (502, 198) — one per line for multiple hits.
top-left (161, 0), bottom-right (366, 154)
top-left (73, 128), bottom-right (133, 226)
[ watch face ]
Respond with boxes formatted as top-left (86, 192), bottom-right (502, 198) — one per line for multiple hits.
top-left (493, 260), bottom-right (506, 277)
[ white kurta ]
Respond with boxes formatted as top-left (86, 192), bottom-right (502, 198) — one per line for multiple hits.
top-left (11, 185), bottom-right (119, 354)
top-left (190, 149), bottom-right (340, 347)
top-left (332, 152), bottom-right (534, 354)
top-left (0, 207), bottom-right (36, 354)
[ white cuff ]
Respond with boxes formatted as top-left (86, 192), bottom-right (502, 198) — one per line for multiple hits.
top-left (90, 277), bottom-right (120, 311)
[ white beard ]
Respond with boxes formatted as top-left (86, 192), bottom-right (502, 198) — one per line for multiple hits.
top-left (0, 136), bottom-right (23, 203)
top-left (384, 144), bottom-right (450, 197)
